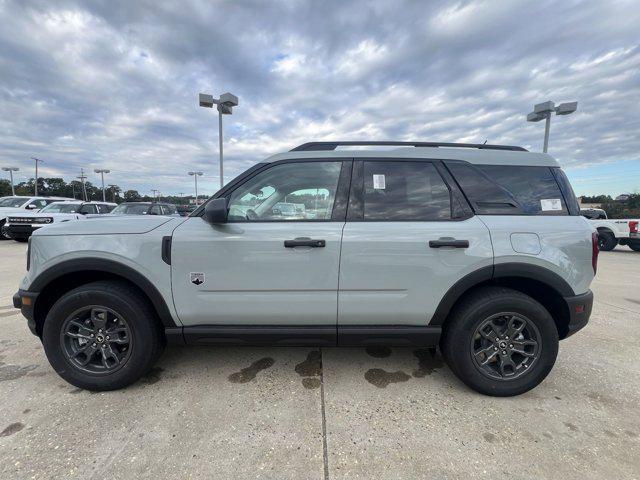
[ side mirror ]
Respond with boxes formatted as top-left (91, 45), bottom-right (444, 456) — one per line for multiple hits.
top-left (204, 198), bottom-right (228, 224)
top-left (26, 204), bottom-right (38, 210)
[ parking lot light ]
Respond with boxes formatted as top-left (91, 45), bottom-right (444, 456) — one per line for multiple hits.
top-left (199, 92), bottom-right (238, 189)
top-left (188, 171), bottom-right (203, 205)
top-left (526, 100), bottom-right (578, 152)
top-left (94, 169), bottom-right (111, 202)
top-left (2, 166), bottom-right (19, 195)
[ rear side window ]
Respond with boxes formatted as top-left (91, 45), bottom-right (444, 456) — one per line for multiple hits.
top-left (447, 163), bottom-right (568, 215)
top-left (363, 161), bottom-right (451, 221)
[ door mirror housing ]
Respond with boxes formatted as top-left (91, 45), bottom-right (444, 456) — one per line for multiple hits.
top-left (26, 204), bottom-right (38, 210)
top-left (204, 198), bottom-right (228, 224)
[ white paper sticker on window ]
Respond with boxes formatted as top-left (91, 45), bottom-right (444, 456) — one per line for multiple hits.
top-left (540, 198), bottom-right (562, 211)
top-left (372, 174), bottom-right (386, 190)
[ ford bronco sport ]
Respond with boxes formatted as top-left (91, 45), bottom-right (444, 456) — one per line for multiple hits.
top-left (14, 141), bottom-right (596, 396)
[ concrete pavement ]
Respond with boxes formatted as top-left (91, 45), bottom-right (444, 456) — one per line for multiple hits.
top-left (0, 240), bottom-right (638, 479)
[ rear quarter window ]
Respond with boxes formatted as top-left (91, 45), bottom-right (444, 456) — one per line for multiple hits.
top-left (446, 162), bottom-right (569, 216)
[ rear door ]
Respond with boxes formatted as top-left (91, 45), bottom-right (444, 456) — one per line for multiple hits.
top-left (338, 159), bottom-right (493, 328)
top-left (171, 159), bottom-right (351, 328)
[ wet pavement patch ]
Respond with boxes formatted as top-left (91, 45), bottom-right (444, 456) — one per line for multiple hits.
top-left (1, 422), bottom-right (24, 437)
top-left (364, 368), bottom-right (411, 388)
top-left (365, 346), bottom-right (392, 358)
top-left (141, 367), bottom-right (165, 385)
top-left (295, 351), bottom-right (322, 389)
top-left (483, 432), bottom-right (497, 443)
top-left (412, 348), bottom-right (444, 378)
top-left (0, 363), bottom-right (38, 382)
top-left (228, 357), bottom-right (275, 384)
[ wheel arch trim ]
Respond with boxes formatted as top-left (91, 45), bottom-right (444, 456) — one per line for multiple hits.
top-left (429, 262), bottom-right (575, 326)
top-left (29, 258), bottom-right (177, 328)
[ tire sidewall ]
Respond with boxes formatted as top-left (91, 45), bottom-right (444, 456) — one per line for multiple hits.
top-left (42, 286), bottom-right (156, 390)
top-left (598, 231), bottom-right (617, 251)
top-left (448, 293), bottom-right (559, 396)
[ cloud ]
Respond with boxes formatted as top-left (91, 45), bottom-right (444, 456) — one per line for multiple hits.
top-left (0, 0), bottom-right (638, 196)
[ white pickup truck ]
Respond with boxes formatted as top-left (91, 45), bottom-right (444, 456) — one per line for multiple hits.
top-left (581, 208), bottom-right (640, 251)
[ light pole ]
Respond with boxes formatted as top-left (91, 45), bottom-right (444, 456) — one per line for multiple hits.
top-left (30, 157), bottom-right (44, 195)
top-left (94, 169), bottom-right (110, 202)
top-left (188, 171), bottom-right (203, 205)
top-left (527, 101), bottom-right (578, 153)
top-left (77, 168), bottom-right (88, 201)
top-left (199, 92), bottom-right (238, 189)
top-left (151, 189), bottom-right (158, 202)
top-left (178, 192), bottom-right (184, 205)
top-left (2, 167), bottom-right (19, 195)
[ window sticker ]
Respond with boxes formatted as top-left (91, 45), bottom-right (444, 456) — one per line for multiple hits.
top-left (540, 198), bottom-right (562, 211)
top-left (372, 174), bottom-right (386, 190)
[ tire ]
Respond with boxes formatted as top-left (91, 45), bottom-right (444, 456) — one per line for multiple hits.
top-left (42, 280), bottom-right (164, 391)
top-left (628, 240), bottom-right (640, 252)
top-left (597, 231), bottom-right (617, 251)
top-left (440, 287), bottom-right (559, 397)
top-left (0, 220), bottom-right (11, 240)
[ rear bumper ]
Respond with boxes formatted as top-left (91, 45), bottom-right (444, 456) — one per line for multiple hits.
top-left (563, 290), bottom-right (593, 338)
top-left (13, 290), bottom-right (39, 336)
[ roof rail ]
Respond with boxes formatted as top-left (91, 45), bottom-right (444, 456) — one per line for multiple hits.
top-left (290, 141), bottom-right (528, 152)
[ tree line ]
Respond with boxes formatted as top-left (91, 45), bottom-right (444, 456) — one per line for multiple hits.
top-left (0, 177), bottom-right (200, 204)
top-left (581, 194), bottom-right (640, 218)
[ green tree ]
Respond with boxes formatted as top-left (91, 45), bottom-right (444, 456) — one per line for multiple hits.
top-left (0, 179), bottom-right (12, 196)
top-left (124, 190), bottom-right (141, 201)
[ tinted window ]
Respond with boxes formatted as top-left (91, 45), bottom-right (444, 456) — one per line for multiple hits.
top-left (552, 168), bottom-right (580, 215)
top-left (79, 204), bottom-right (97, 214)
top-left (227, 161), bottom-right (342, 221)
top-left (363, 161), bottom-right (451, 221)
top-left (111, 203), bottom-right (151, 215)
top-left (162, 204), bottom-right (177, 215)
top-left (28, 199), bottom-right (47, 209)
top-left (447, 163), bottom-right (568, 215)
top-left (149, 205), bottom-right (162, 215)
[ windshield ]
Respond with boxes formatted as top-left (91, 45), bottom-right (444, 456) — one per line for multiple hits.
top-left (41, 203), bottom-right (82, 213)
top-left (111, 203), bottom-right (150, 215)
top-left (0, 197), bottom-right (27, 208)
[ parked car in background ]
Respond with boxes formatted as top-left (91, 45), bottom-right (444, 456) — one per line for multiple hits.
top-left (109, 202), bottom-right (179, 216)
top-left (176, 204), bottom-right (197, 217)
top-left (581, 208), bottom-right (640, 251)
top-left (5, 200), bottom-right (116, 242)
top-left (0, 196), bottom-right (71, 240)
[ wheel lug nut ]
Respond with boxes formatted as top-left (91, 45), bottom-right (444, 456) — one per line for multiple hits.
top-left (502, 351), bottom-right (507, 355)
top-left (90, 334), bottom-right (94, 338)
top-left (509, 344), bottom-right (513, 348)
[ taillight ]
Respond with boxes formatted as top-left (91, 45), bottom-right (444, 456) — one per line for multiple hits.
top-left (591, 232), bottom-right (599, 275)
top-left (630, 221), bottom-right (638, 234)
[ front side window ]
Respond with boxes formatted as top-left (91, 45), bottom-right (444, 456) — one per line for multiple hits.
top-left (363, 161), bottom-right (451, 221)
top-left (0, 197), bottom-right (28, 208)
top-left (79, 204), bottom-right (97, 214)
top-left (227, 161), bottom-right (342, 221)
top-left (28, 199), bottom-right (47, 209)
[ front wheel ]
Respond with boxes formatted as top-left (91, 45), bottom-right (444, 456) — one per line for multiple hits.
top-left (441, 287), bottom-right (558, 397)
top-left (0, 220), bottom-right (12, 240)
top-left (42, 281), bottom-right (164, 391)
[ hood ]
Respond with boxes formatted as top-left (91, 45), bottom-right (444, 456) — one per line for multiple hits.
top-left (32, 215), bottom-right (174, 236)
top-left (0, 207), bottom-right (30, 217)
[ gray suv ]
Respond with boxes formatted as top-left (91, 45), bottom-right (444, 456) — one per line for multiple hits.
top-left (14, 141), bottom-right (596, 396)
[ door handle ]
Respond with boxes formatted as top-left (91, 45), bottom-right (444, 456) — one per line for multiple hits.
top-left (284, 237), bottom-right (326, 248)
top-left (429, 239), bottom-right (469, 248)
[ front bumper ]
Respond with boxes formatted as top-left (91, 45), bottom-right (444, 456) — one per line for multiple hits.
top-left (8, 224), bottom-right (41, 237)
top-left (13, 290), bottom-right (39, 336)
top-left (563, 289), bottom-right (593, 338)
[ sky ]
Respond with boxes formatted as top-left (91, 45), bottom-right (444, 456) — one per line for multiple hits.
top-left (0, 0), bottom-right (639, 198)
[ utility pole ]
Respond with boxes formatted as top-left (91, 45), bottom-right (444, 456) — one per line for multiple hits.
top-left (2, 167), bottom-right (19, 196)
top-left (108, 184), bottom-right (118, 202)
top-left (77, 168), bottom-right (88, 201)
top-left (151, 189), bottom-right (158, 202)
top-left (31, 157), bottom-right (43, 195)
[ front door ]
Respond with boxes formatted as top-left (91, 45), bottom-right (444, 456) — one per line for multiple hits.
top-left (171, 159), bottom-right (351, 328)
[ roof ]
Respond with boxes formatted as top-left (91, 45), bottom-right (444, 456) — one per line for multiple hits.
top-left (265, 142), bottom-right (560, 167)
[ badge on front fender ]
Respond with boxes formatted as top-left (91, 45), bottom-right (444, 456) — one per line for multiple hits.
top-left (190, 272), bottom-right (205, 286)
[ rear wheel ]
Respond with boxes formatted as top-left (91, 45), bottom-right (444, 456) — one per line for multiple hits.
top-left (441, 287), bottom-right (558, 397)
top-left (597, 231), bottom-right (617, 251)
top-left (42, 281), bottom-right (164, 391)
top-left (628, 240), bottom-right (640, 252)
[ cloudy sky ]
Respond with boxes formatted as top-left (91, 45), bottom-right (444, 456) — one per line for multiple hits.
top-left (1, 0), bottom-right (639, 197)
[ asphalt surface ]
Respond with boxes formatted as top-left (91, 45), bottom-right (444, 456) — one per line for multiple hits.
top-left (0, 240), bottom-right (638, 479)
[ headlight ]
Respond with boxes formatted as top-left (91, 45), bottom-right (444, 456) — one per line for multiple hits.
top-left (33, 217), bottom-right (53, 224)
